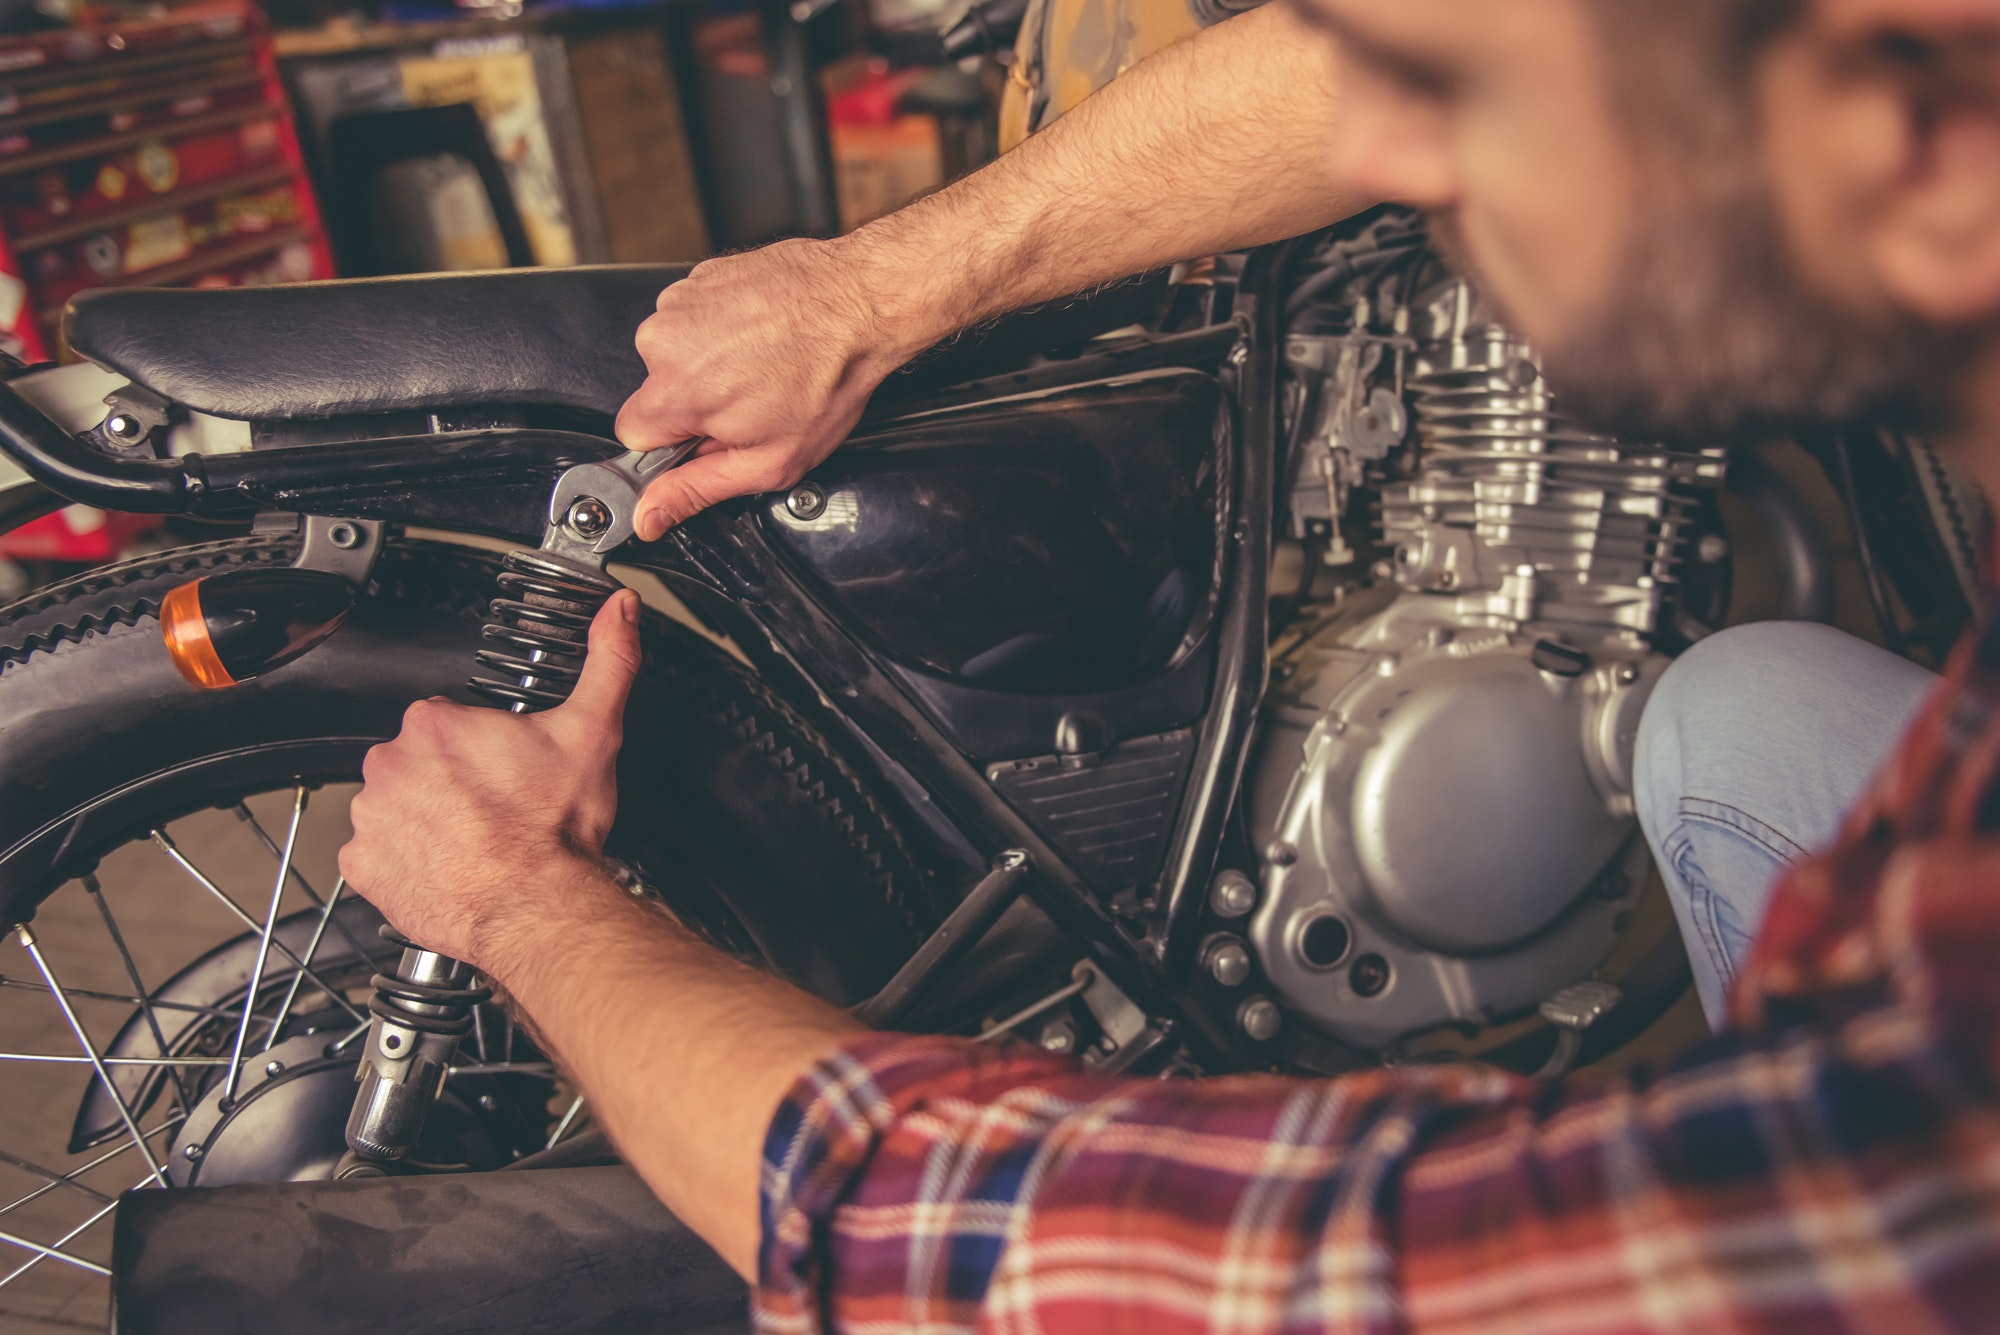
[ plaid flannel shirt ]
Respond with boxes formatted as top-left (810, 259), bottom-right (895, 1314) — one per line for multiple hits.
top-left (757, 606), bottom-right (2000, 1334)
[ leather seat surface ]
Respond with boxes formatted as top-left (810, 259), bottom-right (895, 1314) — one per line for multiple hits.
top-left (63, 264), bottom-right (690, 422)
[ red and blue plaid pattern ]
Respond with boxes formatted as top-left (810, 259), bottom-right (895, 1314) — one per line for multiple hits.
top-left (758, 610), bottom-right (2000, 1334)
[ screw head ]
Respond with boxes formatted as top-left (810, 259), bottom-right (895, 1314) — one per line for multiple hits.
top-left (183, 1143), bottom-right (204, 1161)
top-left (264, 1060), bottom-right (285, 1077)
top-left (1210, 870), bottom-right (1258, 918)
top-left (327, 522), bottom-right (361, 550)
top-left (1205, 938), bottom-right (1252, 988)
top-left (105, 413), bottom-right (141, 440)
top-left (1039, 1022), bottom-right (1076, 1054)
top-left (1615, 662), bottom-right (1641, 686)
top-left (565, 497), bottom-right (613, 539)
top-left (1697, 534), bottom-right (1730, 564)
top-left (785, 483), bottom-right (827, 521)
top-left (478, 1094), bottom-right (500, 1112)
top-left (1349, 953), bottom-right (1392, 998)
top-left (1238, 997), bottom-right (1282, 1042)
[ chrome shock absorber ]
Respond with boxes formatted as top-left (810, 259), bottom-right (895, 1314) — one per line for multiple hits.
top-left (343, 442), bottom-right (695, 1169)
top-left (343, 549), bottom-right (620, 1166)
top-left (343, 928), bottom-right (492, 1161)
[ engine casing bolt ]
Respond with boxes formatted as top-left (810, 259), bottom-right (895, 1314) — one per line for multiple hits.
top-left (1210, 870), bottom-right (1258, 918)
top-left (565, 497), bottom-right (613, 539)
top-left (1205, 938), bottom-right (1252, 988)
top-left (1238, 996), bottom-right (1282, 1042)
top-left (785, 483), bottom-right (828, 521)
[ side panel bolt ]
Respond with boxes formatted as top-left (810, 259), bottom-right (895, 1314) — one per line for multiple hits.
top-left (1210, 870), bottom-right (1258, 918)
top-left (1238, 997), bottom-right (1282, 1042)
top-left (785, 483), bottom-right (828, 521)
top-left (1205, 938), bottom-right (1252, 987)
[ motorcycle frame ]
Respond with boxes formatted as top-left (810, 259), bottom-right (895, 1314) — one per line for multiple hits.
top-left (0, 248), bottom-right (1295, 1070)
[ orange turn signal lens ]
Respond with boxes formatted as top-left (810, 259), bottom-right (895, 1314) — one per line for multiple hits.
top-left (161, 579), bottom-right (237, 690)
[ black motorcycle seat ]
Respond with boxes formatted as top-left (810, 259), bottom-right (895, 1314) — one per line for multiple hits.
top-left (63, 264), bottom-right (687, 422)
top-left (61, 263), bottom-right (1172, 426)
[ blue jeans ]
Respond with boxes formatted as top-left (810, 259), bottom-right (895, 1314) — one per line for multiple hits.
top-left (1633, 622), bottom-right (1937, 1029)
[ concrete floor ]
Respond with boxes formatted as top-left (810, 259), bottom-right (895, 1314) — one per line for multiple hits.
top-left (0, 786), bottom-right (359, 1331)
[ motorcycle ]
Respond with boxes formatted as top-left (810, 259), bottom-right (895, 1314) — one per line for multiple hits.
top-left (0, 209), bottom-right (1980, 1332)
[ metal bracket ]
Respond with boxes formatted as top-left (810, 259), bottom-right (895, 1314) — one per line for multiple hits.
top-left (251, 512), bottom-right (385, 589)
top-left (97, 384), bottom-right (179, 458)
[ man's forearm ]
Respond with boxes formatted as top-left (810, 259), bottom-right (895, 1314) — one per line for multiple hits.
top-left (487, 858), bottom-right (863, 1281)
top-left (845, 2), bottom-right (1362, 356)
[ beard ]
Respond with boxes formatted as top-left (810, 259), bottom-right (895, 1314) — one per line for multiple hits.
top-left (1436, 189), bottom-right (1972, 449)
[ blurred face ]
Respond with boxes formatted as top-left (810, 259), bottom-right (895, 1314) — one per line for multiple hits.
top-left (1293, 0), bottom-right (1973, 444)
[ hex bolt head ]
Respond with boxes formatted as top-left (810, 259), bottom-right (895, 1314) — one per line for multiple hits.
top-left (327, 523), bottom-right (361, 550)
top-left (478, 1094), bottom-right (500, 1112)
top-left (1205, 938), bottom-right (1252, 988)
top-left (565, 497), bottom-right (613, 539)
top-left (1238, 996), bottom-right (1282, 1042)
top-left (785, 483), bottom-right (828, 521)
top-left (1210, 870), bottom-right (1258, 918)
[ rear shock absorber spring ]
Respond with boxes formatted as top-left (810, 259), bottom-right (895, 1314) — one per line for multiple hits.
top-left (468, 550), bottom-right (623, 711)
top-left (344, 547), bottom-right (622, 1169)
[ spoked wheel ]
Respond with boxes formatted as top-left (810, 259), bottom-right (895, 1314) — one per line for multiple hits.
top-left (0, 535), bottom-right (934, 1329)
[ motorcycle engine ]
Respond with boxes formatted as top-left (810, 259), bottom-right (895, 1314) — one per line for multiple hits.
top-left (1229, 217), bottom-right (1724, 1052)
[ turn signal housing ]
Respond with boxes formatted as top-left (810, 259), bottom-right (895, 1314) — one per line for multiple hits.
top-left (161, 568), bottom-right (356, 690)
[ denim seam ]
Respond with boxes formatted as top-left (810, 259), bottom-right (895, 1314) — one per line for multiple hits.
top-left (1660, 825), bottom-right (1739, 997)
top-left (1675, 796), bottom-right (1810, 866)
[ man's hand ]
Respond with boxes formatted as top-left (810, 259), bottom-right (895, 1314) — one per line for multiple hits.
top-left (337, 588), bottom-right (643, 973)
top-left (615, 239), bottom-right (934, 542)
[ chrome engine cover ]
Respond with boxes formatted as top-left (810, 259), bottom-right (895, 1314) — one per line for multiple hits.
top-left (1245, 601), bottom-right (1660, 1049)
top-left (1239, 267), bottom-right (1720, 1052)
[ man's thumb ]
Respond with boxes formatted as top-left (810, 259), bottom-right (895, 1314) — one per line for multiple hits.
top-left (635, 447), bottom-right (792, 540)
top-left (561, 588), bottom-right (643, 727)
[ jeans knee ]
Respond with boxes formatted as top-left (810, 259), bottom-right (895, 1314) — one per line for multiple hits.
top-left (1634, 622), bottom-right (1846, 857)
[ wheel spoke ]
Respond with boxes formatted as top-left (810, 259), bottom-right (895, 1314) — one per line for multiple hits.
top-left (546, 1095), bottom-right (585, 1150)
top-left (447, 1062), bottom-right (557, 1078)
top-left (233, 802), bottom-right (375, 963)
top-left (0, 1053), bottom-right (236, 1066)
top-left (0, 1223), bottom-right (112, 1277)
top-left (0, 1116), bottom-right (184, 1222)
top-left (0, 1173), bottom-right (148, 1289)
top-left (472, 1003), bottom-right (488, 1065)
top-left (0, 974), bottom-right (253, 1021)
top-left (264, 876), bottom-right (344, 1053)
top-left (83, 873), bottom-right (193, 1114)
top-left (0, 1149), bottom-right (114, 1206)
top-left (225, 786), bottom-right (306, 1104)
top-left (149, 828), bottom-right (366, 1025)
top-left (15, 927), bottom-right (169, 1189)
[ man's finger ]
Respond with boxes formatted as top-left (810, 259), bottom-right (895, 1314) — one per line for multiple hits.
top-left (615, 381), bottom-right (700, 455)
top-left (560, 588), bottom-right (643, 731)
top-left (634, 447), bottom-right (794, 539)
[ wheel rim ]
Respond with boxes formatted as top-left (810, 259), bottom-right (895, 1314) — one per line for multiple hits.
top-left (0, 764), bottom-right (576, 1325)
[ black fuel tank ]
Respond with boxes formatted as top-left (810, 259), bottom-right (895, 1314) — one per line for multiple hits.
top-left (763, 369), bottom-right (1224, 696)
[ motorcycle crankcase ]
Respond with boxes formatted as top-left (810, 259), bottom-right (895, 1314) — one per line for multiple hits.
top-left (1241, 602), bottom-right (1660, 1051)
